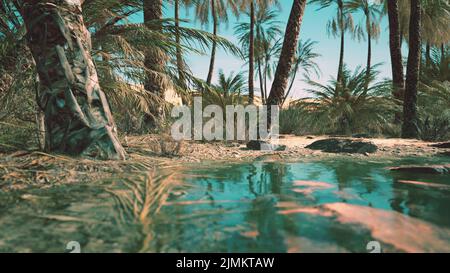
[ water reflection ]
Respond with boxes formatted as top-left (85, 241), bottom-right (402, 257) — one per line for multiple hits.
top-left (0, 157), bottom-right (449, 252)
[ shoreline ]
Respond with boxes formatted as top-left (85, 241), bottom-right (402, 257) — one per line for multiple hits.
top-left (1, 135), bottom-right (448, 192)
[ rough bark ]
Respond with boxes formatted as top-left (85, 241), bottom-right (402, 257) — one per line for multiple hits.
top-left (387, 0), bottom-right (405, 123)
top-left (248, 0), bottom-right (255, 104)
top-left (175, 0), bottom-right (186, 89)
top-left (267, 0), bottom-right (307, 106)
top-left (20, 0), bottom-right (126, 159)
top-left (143, 0), bottom-right (166, 126)
top-left (402, 0), bottom-right (421, 139)
top-left (206, 0), bottom-right (218, 85)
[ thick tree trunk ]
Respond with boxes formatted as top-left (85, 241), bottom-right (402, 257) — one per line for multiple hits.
top-left (267, 0), bottom-right (307, 106)
top-left (206, 0), bottom-right (217, 85)
top-left (144, 0), bottom-right (166, 126)
top-left (387, 0), bottom-right (405, 123)
top-left (402, 0), bottom-right (421, 139)
top-left (20, 0), bottom-right (126, 159)
top-left (248, 0), bottom-right (255, 104)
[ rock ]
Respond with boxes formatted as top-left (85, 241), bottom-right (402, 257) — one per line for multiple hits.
top-left (306, 136), bottom-right (314, 139)
top-left (352, 133), bottom-right (371, 138)
top-left (246, 140), bottom-right (287, 151)
top-left (431, 142), bottom-right (450, 149)
top-left (305, 138), bottom-right (378, 154)
top-left (389, 165), bottom-right (450, 175)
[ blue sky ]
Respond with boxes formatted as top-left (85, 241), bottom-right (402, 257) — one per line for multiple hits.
top-left (136, 0), bottom-right (395, 98)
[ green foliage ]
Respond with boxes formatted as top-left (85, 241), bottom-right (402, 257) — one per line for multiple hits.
top-left (292, 65), bottom-right (400, 135)
top-left (418, 80), bottom-right (450, 141)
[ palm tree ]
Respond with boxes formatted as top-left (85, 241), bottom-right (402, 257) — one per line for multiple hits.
top-left (19, 0), bottom-right (126, 159)
top-left (402, 0), bottom-right (421, 138)
top-left (215, 70), bottom-right (247, 97)
top-left (234, 5), bottom-right (282, 103)
top-left (267, 0), bottom-right (308, 106)
top-left (300, 65), bottom-right (398, 134)
top-left (194, 0), bottom-right (240, 85)
top-left (346, 0), bottom-right (382, 90)
top-left (238, 0), bottom-right (279, 104)
top-left (282, 39), bottom-right (321, 106)
top-left (385, 0), bottom-right (405, 123)
top-left (310, 0), bottom-right (354, 86)
top-left (174, 0), bottom-right (187, 89)
top-left (143, 0), bottom-right (167, 127)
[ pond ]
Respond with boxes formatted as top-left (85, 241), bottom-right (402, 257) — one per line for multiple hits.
top-left (0, 157), bottom-right (449, 253)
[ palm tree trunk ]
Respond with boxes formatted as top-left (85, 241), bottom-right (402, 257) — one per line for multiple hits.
top-left (206, 0), bottom-right (218, 85)
top-left (267, 0), bottom-right (307, 106)
top-left (365, 24), bottom-right (372, 92)
top-left (264, 53), bottom-right (269, 102)
top-left (336, 28), bottom-right (345, 95)
top-left (402, 0), bottom-right (421, 139)
top-left (175, 0), bottom-right (186, 88)
top-left (283, 60), bottom-right (301, 107)
top-left (144, 0), bottom-right (165, 91)
top-left (248, 0), bottom-right (255, 104)
top-left (258, 58), bottom-right (266, 104)
top-left (20, 0), bottom-right (125, 159)
top-left (387, 0), bottom-right (405, 124)
top-left (144, 0), bottom-right (166, 127)
top-left (387, 0), bottom-right (405, 123)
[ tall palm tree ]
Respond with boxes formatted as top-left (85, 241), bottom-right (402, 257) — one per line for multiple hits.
top-left (174, 0), bottom-right (187, 88)
top-left (195, 0), bottom-right (240, 85)
top-left (215, 70), bottom-right (247, 97)
top-left (238, 0), bottom-right (278, 104)
top-left (310, 0), bottom-right (354, 86)
top-left (143, 0), bottom-right (167, 127)
top-left (385, 0), bottom-right (405, 122)
top-left (346, 0), bottom-right (382, 90)
top-left (402, 0), bottom-right (421, 138)
top-left (267, 0), bottom-right (308, 106)
top-left (234, 5), bottom-right (282, 103)
top-left (282, 39), bottom-right (321, 106)
top-left (19, 0), bottom-right (126, 159)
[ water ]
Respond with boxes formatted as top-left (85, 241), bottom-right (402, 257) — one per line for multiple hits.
top-left (0, 157), bottom-right (449, 253)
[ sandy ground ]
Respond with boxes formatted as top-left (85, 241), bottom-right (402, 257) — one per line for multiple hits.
top-left (0, 134), bottom-right (448, 191)
top-left (127, 134), bottom-right (449, 163)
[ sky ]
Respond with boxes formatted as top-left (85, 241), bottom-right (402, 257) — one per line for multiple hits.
top-left (136, 0), bottom-right (395, 98)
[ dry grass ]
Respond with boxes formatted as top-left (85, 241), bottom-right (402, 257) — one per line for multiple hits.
top-left (0, 135), bottom-right (185, 191)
